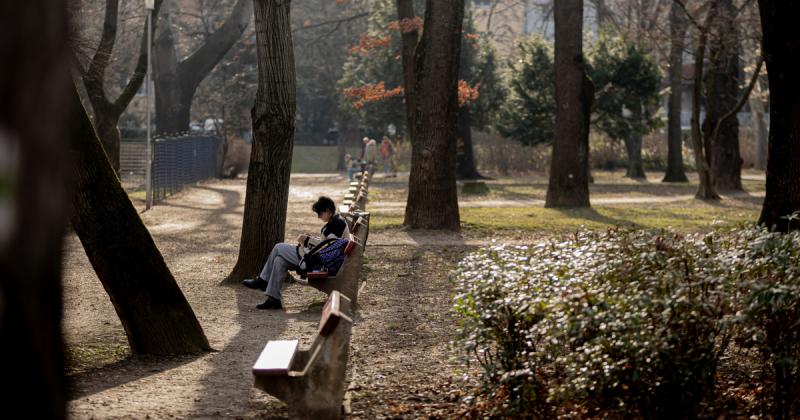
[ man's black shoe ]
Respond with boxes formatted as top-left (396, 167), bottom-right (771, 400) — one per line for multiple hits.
top-left (242, 277), bottom-right (267, 291)
top-left (256, 296), bottom-right (283, 310)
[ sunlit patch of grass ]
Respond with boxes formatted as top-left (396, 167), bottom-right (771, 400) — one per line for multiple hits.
top-left (371, 203), bottom-right (760, 234)
top-left (65, 342), bottom-right (130, 375)
top-left (369, 172), bottom-right (766, 204)
top-left (465, 204), bottom-right (759, 233)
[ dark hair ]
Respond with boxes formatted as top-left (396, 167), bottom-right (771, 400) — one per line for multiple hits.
top-left (312, 196), bottom-right (336, 215)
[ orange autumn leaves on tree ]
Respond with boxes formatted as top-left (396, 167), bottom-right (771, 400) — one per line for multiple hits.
top-left (343, 80), bottom-right (480, 109)
top-left (348, 34), bottom-right (392, 56)
top-left (387, 16), bottom-right (424, 34)
top-left (343, 82), bottom-right (404, 109)
top-left (343, 15), bottom-right (479, 110)
top-left (458, 80), bottom-right (480, 106)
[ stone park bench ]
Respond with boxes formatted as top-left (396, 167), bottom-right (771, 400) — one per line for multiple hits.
top-left (250, 169), bottom-right (372, 419)
top-left (252, 290), bottom-right (354, 419)
top-left (341, 171), bottom-right (370, 214)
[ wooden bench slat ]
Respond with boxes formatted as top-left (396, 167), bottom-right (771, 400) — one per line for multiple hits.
top-left (253, 340), bottom-right (299, 375)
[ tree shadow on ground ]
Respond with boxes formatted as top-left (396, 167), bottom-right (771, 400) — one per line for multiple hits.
top-left (68, 353), bottom-right (203, 399)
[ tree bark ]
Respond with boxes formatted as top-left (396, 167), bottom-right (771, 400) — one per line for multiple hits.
top-left (154, 0), bottom-right (253, 134)
top-left (546, 0), bottom-right (593, 208)
top-left (663, 0), bottom-right (689, 183)
top-left (0, 1), bottom-right (72, 417)
top-left (404, 0), bottom-right (464, 230)
top-left (624, 134), bottom-right (646, 179)
top-left (702, 0), bottom-right (742, 191)
top-left (225, 0), bottom-right (296, 283)
top-left (688, 2), bottom-right (720, 200)
top-left (757, 0), bottom-right (800, 233)
top-left (456, 106), bottom-right (484, 180)
top-left (68, 86), bottom-right (211, 354)
top-left (396, 0), bottom-right (420, 141)
top-left (80, 0), bottom-right (165, 172)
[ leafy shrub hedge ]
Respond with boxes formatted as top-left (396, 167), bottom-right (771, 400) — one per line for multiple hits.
top-left (453, 227), bottom-right (800, 418)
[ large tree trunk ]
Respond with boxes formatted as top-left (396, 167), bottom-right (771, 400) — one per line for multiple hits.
top-left (625, 103), bottom-right (646, 179)
top-left (80, 0), bottom-right (164, 172)
top-left (154, 0), bottom-right (252, 134)
top-left (546, 0), bottom-right (593, 208)
top-left (68, 86), bottom-right (211, 354)
top-left (225, 0), bottom-right (296, 283)
top-left (404, 0), bottom-right (464, 230)
top-left (456, 106), bottom-right (484, 180)
top-left (94, 113), bottom-right (123, 172)
top-left (757, 0), bottom-right (800, 233)
top-left (0, 1), bottom-right (72, 417)
top-left (396, 0), bottom-right (420, 141)
top-left (624, 134), bottom-right (646, 179)
top-left (663, 0), bottom-right (689, 183)
top-left (702, 0), bottom-right (742, 191)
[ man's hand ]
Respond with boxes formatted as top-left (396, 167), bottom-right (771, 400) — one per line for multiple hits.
top-left (296, 234), bottom-right (309, 245)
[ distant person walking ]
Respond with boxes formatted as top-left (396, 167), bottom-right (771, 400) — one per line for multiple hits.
top-left (380, 136), bottom-right (396, 177)
top-left (361, 137), bottom-right (378, 171)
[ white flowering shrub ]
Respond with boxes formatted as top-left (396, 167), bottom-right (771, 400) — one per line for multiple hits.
top-left (721, 227), bottom-right (800, 419)
top-left (453, 227), bottom-right (800, 418)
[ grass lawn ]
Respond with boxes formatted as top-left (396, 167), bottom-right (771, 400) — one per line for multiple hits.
top-left (290, 145), bottom-right (362, 173)
top-left (368, 170), bottom-right (766, 203)
top-left (369, 170), bottom-right (765, 234)
top-left (371, 203), bottom-right (761, 233)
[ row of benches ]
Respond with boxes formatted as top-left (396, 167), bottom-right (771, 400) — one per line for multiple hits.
top-left (251, 168), bottom-right (373, 419)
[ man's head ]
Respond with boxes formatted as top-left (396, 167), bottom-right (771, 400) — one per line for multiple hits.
top-left (362, 137), bottom-right (369, 144)
top-left (312, 196), bottom-right (336, 222)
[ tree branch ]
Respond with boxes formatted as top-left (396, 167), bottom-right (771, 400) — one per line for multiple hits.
top-left (113, 0), bottom-right (164, 112)
top-left (709, 57), bottom-right (764, 146)
top-left (672, 0), bottom-right (703, 30)
top-left (177, 0), bottom-right (253, 91)
top-left (292, 12), bottom-right (368, 33)
top-left (82, 0), bottom-right (119, 110)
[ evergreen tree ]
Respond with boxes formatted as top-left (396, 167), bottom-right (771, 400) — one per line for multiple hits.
top-left (495, 35), bottom-right (555, 146)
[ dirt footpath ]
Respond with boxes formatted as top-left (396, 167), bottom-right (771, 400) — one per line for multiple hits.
top-left (64, 175), bottom-right (476, 419)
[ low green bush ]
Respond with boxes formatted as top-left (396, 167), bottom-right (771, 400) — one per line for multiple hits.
top-left (453, 226), bottom-right (800, 418)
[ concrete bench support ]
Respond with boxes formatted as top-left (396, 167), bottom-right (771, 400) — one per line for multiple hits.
top-left (253, 292), bottom-right (354, 419)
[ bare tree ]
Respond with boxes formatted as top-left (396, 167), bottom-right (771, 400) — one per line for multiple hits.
top-left (396, 0), bottom-right (421, 141)
top-left (68, 85), bottom-right (211, 354)
top-left (78, 0), bottom-right (164, 172)
top-left (545, 0), bottom-right (594, 208)
top-left (225, 0), bottom-right (296, 283)
top-left (154, 0), bottom-right (253, 134)
top-left (701, 0), bottom-right (743, 191)
top-left (0, 1), bottom-right (72, 417)
top-left (662, 0), bottom-right (689, 182)
top-left (403, 0), bottom-right (465, 230)
top-left (757, 0), bottom-right (800, 233)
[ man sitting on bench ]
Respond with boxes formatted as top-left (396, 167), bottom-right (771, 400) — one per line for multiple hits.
top-left (242, 196), bottom-right (349, 310)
